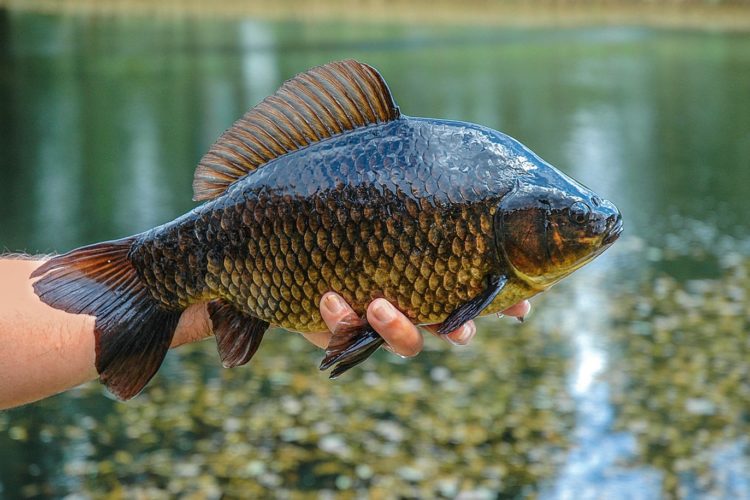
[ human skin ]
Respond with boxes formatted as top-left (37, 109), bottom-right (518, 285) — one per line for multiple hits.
top-left (0, 258), bottom-right (529, 410)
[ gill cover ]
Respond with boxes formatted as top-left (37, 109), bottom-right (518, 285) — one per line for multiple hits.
top-left (497, 179), bottom-right (622, 288)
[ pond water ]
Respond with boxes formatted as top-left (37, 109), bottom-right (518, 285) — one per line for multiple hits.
top-left (1, 9), bottom-right (749, 498)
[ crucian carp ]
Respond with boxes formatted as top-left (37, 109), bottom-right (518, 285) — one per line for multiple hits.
top-left (32, 60), bottom-right (623, 400)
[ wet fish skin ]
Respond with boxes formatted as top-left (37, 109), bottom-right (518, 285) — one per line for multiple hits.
top-left (130, 118), bottom-right (537, 333)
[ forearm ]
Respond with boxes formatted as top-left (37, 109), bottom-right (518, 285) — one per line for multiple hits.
top-left (0, 258), bottom-right (212, 410)
top-left (0, 258), bottom-right (97, 409)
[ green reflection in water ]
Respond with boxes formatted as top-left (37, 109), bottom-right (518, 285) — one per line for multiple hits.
top-left (1, 9), bottom-right (750, 498)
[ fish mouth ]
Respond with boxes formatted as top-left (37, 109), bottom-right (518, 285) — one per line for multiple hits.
top-left (602, 217), bottom-right (623, 246)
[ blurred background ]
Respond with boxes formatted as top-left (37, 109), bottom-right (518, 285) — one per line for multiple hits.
top-left (1, 1), bottom-right (749, 498)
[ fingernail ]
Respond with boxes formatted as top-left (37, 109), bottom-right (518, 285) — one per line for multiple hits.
top-left (496, 312), bottom-right (505, 319)
top-left (371, 300), bottom-right (395, 323)
top-left (448, 323), bottom-right (476, 346)
top-left (458, 322), bottom-right (476, 344)
top-left (323, 294), bottom-right (344, 314)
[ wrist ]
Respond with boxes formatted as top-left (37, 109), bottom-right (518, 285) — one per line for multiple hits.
top-left (171, 302), bottom-right (212, 348)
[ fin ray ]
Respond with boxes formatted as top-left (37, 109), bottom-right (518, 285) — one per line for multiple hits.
top-left (193, 60), bottom-right (400, 201)
top-left (208, 300), bottom-right (269, 368)
top-left (319, 318), bottom-right (385, 378)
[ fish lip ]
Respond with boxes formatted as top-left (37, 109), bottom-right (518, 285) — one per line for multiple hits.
top-left (602, 217), bottom-right (623, 246)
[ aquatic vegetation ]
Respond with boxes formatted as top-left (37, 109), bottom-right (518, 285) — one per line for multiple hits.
top-left (607, 255), bottom-right (750, 498)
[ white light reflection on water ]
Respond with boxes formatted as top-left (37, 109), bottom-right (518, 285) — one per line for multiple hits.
top-left (542, 264), bottom-right (661, 500)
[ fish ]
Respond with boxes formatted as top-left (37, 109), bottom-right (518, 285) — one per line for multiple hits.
top-left (32, 60), bottom-right (623, 400)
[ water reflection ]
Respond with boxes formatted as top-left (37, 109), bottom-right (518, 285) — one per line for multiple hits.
top-left (239, 20), bottom-right (279, 105)
top-left (544, 266), bottom-right (663, 499)
top-left (1, 10), bottom-right (750, 498)
top-left (117, 97), bottom-right (165, 229)
top-left (34, 74), bottom-right (83, 250)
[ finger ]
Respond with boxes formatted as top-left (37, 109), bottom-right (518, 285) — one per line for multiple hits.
top-left (501, 300), bottom-right (531, 319)
top-left (424, 320), bottom-right (477, 346)
top-left (422, 299), bottom-right (531, 347)
top-left (172, 303), bottom-right (212, 348)
top-left (307, 292), bottom-right (361, 350)
top-left (319, 292), bottom-right (359, 332)
top-left (300, 331), bottom-right (330, 350)
top-left (367, 299), bottom-right (423, 357)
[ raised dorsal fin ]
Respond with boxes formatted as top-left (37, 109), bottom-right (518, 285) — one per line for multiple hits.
top-left (192, 60), bottom-right (401, 201)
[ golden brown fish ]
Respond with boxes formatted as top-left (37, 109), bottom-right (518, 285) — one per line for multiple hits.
top-left (32, 60), bottom-right (622, 399)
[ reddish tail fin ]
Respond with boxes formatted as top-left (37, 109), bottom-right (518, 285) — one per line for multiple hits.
top-left (31, 238), bottom-right (182, 400)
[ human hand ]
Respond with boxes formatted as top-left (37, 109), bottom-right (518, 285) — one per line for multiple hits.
top-left (171, 303), bottom-right (213, 348)
top-left (302, 292), bottom-right (531, 357)
top-left (171, 295), bottom-right (531, 354)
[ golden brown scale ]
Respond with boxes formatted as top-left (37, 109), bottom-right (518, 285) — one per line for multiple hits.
top-left (132, 187), bottom-right (501, 333)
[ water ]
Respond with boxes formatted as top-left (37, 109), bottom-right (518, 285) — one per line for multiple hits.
top-left (1, 10), bottom-right (749, 498)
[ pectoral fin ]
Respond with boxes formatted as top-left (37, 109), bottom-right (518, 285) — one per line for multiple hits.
top-left (436, 275), bottom-right (508, 334)
top-left (319, 318), bottom-right (385, 378)
top-left (208, 300), bottom-right (269, 368)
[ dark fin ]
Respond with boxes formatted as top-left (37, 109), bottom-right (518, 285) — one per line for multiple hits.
top-left (436, 275), bottom-right (509, 335)
top-left (319, 318), bottom-right (385, 379)
top-left (193, 59), bottom-right (401, 201)
top-left (31, 238), bottom-right (182, 400)
top-left (208, 300), bottom-right (269, 368)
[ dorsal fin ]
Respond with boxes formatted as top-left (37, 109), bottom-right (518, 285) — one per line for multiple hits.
top-left (192, 60), bottom-right (401, 201)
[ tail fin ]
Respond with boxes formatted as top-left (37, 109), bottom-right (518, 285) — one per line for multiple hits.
top-left (31, 238), bottom-right (182, 400)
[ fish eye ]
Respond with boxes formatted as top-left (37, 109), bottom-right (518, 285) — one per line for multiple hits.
top-left (569, 201), bottom-right (591, 224)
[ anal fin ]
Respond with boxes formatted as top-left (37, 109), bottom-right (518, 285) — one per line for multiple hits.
top-left (436, 275), bottom-right (508, 334)
top-left (208, 300), bottom-right (269, 368)
top-left (319, 318), bottom-right (384, 379)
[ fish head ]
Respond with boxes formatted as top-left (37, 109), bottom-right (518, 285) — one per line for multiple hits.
top-left (495, 166), bottom-right (622, 289)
